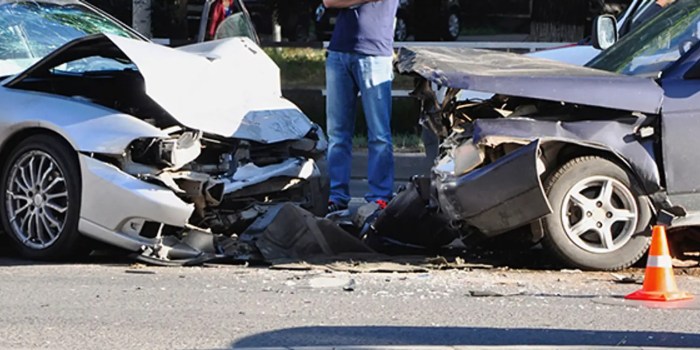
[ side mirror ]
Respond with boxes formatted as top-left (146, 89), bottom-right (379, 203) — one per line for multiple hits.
top-left (592, 15), bottom-right (619, 50)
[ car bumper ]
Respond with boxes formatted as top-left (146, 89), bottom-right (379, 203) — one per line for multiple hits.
top-left (435, 140), bottom-right (552, 237)
top-left (78, 155), bottom-right (195, 251)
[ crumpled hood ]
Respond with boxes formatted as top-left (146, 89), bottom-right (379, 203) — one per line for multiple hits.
top-left (396, 47), bottom-right (665, 114)
top-left (6, 34), bottom-right (308, 138)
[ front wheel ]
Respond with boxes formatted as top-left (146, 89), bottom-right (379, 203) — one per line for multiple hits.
top-left (442, 10), bottom-right (460, 41)
top-left (0, 135), bottom-right (85, 260)
top-left (539, 156), bottom-right (652, 271)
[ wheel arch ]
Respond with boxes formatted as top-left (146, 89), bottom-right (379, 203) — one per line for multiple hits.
top-left (539, 141), bottom-right (652, 196)
top-left (0, 127), bottom-right (79, 170)
top-left (532, 140), bottom-right (655, 243)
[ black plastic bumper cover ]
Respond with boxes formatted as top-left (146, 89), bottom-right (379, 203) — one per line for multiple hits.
top-left (436, 140), bottom-right (551, 237)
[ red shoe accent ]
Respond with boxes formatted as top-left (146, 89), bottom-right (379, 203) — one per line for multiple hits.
top-left (376, 200), bottom-right (388, 210)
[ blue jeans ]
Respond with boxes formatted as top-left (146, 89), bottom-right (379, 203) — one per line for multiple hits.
top-left (326, 50), bottom-right (394, 206)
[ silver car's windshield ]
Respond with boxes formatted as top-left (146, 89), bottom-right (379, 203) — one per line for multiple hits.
top-left (587, 0), bottom-right (700, 76)
top-left (0, 1), bottom-right (138, 77)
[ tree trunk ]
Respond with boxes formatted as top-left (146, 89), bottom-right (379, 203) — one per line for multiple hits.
top-left (132, 0), bottom-right (152, 38)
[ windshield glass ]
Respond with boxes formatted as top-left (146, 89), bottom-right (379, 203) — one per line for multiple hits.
top-left (0, 1), bottom-right (138, 77)
top-left (587, 0), bottom-right (700, 76)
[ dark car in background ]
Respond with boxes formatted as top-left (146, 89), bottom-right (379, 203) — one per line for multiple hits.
top-left (316, 0), bottom-right (461, 41)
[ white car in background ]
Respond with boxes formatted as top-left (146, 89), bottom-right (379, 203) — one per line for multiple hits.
top-left (530, 0), bottom-right (656, 65)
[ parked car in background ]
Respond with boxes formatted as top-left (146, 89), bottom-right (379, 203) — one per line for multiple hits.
top-left (0, 0), bottom-right (327, 262)
top-left (530, 0), bottom-right (656, 65)
top-left (395, 0), bottom-right (700, 271)
top-left (316, 0), bottom-right (461, 41)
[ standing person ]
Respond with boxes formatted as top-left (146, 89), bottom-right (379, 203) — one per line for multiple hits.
top-left (324, 0), bottom-right (399, 214)
top-left (208, 0), bottom-right (235, 39)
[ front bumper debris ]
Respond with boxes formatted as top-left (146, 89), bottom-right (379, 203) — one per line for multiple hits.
top-left (435, 140), bottom-right (551, 237)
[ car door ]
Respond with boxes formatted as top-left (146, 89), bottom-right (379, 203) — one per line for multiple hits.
top-left (660, 49), bottom-right (700, 210)
top-left (195, 0), bottom-right (259, 44)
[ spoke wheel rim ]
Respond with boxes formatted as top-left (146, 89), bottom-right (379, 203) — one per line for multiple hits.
top-left (560, 176), bottom-right (638, 254)
top-left (6, 150), bottom-right (69, 249)
top-left (395, 18), bottom-right (407, 41)
top-left (448, 14), bottom-right (460, 38)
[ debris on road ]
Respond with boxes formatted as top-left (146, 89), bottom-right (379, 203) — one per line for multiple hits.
top-left (610, 273), bottom-right (643, 285)
top-left (343, 279), bottom-right (357, 292)
top-left (466, 290), bottom-right (525, 298)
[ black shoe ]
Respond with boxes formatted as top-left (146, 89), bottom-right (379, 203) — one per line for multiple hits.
top-left (327, 201), bottom-right (349, 214)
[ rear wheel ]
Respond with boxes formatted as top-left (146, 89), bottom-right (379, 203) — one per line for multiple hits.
top-left (442, 10), bottom-right (461, 41)
top-left (539, 156), bottom-right (652, 270)
top-left (394, 15), bottom-right (409, 41)
top-left (0, 135), bottom-right (85, 260)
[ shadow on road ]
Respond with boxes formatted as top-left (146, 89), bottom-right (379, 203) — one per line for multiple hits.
top-left (231, 326), bottom-right (700, 348)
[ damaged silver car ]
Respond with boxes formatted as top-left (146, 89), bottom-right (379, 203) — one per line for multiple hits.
top-left (394, 0), bottom-right (700, 270)
top-left (0, 0), bottom-right (327, 261)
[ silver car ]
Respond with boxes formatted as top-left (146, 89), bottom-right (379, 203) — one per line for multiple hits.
top-left (0, 0), bottom-right (327, 261)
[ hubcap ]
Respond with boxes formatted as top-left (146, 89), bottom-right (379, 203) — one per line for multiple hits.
top-left (395, 18), bottom-right (407, 41)
top-left (5, 150), bottom-right (69, 249)
top-left (448, 14), bottom-right (460, 38)
top-left (561, 176), bottom-right (638, 254)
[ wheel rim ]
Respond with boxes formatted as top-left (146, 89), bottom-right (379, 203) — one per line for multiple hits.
top-left (560, 176), bottom-right (638, 254)
top-left (6, 150), bottom-right (69, 249)
top-left (448, 14), bottom-right (460, 38)
top-left (395, 18), bottom-right (408, 41)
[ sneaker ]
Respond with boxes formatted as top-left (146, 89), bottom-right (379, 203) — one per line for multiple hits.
top-left (327, 201), bottom-right (349, 214)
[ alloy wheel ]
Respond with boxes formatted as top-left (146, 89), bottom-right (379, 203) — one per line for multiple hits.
top-left (5, 150), bottom-right (69, 249)
top-left (560, 176), bottom-right (638, 254)
top-left (447, 13), bottom-right (460, 39)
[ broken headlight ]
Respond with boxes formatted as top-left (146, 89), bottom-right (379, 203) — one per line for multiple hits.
top-left (129, 131), bottom-right (202, 169)
top-left (453, 141), bottom-right (485, 175)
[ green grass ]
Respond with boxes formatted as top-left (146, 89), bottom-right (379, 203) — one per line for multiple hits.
top-left (353, 133), bottom-right (424, 153)
top-left (264, 47), bottom-right (414, 89)
top-left (264, 47), bottom-right (326, 88)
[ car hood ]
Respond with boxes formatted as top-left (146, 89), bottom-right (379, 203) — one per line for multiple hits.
top-left (395, 47), bottom-right (665, 114)
top-left (5, 34), bottom-right (301, 138)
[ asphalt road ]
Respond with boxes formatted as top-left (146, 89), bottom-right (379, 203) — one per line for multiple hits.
top-left (1, 255), bottom-right (699, 350)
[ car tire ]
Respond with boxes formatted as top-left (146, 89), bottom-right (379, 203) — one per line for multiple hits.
top-left (394, 15), bottom-right (409, 41)
top-left (442, 10), bottom-right (461, 41)
top-left (0, 135), bottom-right (86, 260)
top-left (539, 156), bottom-right (652, 271)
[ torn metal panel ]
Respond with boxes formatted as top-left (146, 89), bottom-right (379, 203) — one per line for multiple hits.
top-left (232, 108), bottom-right (314, 144)
top-left (395, 47), bottom-right (664, 114)
top-left (471, 117), bottom-right (661, 193)
top-left (223, 157), bottom-right (320, 194)
top-left (5, 33), bottom-right (295, 138)
top-left (436, 140), bottom-right (551, 236)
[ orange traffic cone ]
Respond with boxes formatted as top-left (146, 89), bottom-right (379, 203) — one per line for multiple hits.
top-left (625, 225), bottom-right (693, 302)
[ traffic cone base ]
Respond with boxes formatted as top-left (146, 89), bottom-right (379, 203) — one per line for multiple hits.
top-left (625, 289), bottom-right (694, 302)
top-left (624, 225), bottom-right (694, 302)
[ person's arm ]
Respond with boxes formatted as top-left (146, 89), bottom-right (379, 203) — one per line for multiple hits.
top-left (323, 0), bottom-right (381, 9)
